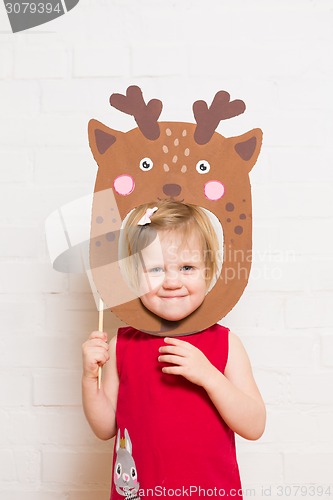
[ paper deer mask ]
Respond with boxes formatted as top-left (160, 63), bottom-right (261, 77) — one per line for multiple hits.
top-left (88, 86), bottom-right (262, 335)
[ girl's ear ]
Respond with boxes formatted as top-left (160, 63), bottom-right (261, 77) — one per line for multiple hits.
top-left (232, 128), bottom-right (263, 173)
top-left (88, 119), bottom-right (124, 162)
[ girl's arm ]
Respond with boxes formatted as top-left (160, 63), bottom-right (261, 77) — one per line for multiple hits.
top-left (82, 332), bottom-right (119, 440)
top-left (158, 332), bottom-right (266, 440)
top-left (204, 332), bottom-right (266, 440)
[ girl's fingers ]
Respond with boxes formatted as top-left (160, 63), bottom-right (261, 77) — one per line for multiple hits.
top-left (91, 346), bottom-right (110, 358)
top-left (82, 338), bottom-right (110, 374)
top-left (95, 339), bottom-right (109, 349)
top-left (161, 365), bottom-right (183, 375)
top-left (83, 351), bottom-right (110, 378)
top-left (88, 350), bottom-right (110, 368)
top-left (158, 345), bottom-right (187, 356)
top-left (158, 354), bottom-right (184, 365)
top-left (83, 338), bottom-right (109, 351)
top-left (89, 331), bottom-right (108, 341)
top-left (164, 337), bottom-right (188, 346)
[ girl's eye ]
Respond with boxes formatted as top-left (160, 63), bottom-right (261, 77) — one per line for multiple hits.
top-left (146, 267), bottom-right (164, 276)
top-left (140, 157), bottom-right (153, 171)
top-left (196, 160), bottom-right (210, 174)
top-left (181, 265), bottom-right (194, 272)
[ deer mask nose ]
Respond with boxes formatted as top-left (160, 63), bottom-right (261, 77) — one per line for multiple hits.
top-left (163, 184), bottom-right (182, 197)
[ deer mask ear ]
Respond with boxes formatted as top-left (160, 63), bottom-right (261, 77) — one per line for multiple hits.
top-left (233, 128), bottom-right (263, 173)
top-left (88, 119), bottom-right (124, 159)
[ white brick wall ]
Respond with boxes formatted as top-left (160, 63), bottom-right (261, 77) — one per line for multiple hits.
top-left (1, 0), bottom-right (333, 498)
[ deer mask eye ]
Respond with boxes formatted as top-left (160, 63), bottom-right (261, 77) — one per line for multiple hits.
top-left (140, 157), bottom-right (153, 171)
top-left (196, 160), bottom-right (210, 174)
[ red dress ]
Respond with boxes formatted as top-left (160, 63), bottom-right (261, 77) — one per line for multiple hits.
top-left (111, 324), bottom-right (242, 499)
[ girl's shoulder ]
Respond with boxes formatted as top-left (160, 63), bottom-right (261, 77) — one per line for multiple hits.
top-left (117, 325), bottom-right (137, 335)
top-left (116, 325), bottom-right (140, 342)
top-left (227, 331), bottom-right (249, 361)
top-left (224, 331), bottom-right (254, 380)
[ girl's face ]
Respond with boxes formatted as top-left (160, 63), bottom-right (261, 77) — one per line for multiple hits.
top-left (138, 230), bottom-right (208, 322)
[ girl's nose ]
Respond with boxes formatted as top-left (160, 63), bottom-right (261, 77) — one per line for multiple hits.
top-left (163, 270), bottom-right (182, 289)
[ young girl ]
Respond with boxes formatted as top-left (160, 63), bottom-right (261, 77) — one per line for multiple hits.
top-left (82, 201), bottom-right (266, 500)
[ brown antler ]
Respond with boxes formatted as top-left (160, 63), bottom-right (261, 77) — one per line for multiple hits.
top-left (193, 91), bottom-right (246, 145)
top-left (110, 86), bottom-right (162, 141)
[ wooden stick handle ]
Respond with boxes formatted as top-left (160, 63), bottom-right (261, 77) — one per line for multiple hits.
top-left (98, 299), bottom-right (104, 390)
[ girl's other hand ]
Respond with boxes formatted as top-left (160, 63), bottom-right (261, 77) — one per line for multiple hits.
top-left (82, 331), bottom-right (110, 380)
top-left (158, 337), bottom-right (217, 387)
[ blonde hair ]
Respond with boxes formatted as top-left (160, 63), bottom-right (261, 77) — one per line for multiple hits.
top-left (119, 201), bottom-right (221, 293)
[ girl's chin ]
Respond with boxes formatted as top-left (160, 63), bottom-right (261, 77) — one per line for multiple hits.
top-left (159, 313), bottom-right (187, 322)
top-left (140, 301), bottom-right (184, 322)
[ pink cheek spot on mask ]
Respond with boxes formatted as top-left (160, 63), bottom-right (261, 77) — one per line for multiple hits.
top-left (114, 175), bottom-right (135, 196)
top-left (204, 180), bottom-right (225, 200)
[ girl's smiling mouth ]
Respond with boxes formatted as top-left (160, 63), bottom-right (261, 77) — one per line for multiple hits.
top-left (159, 295), bottom-right (187, 299)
